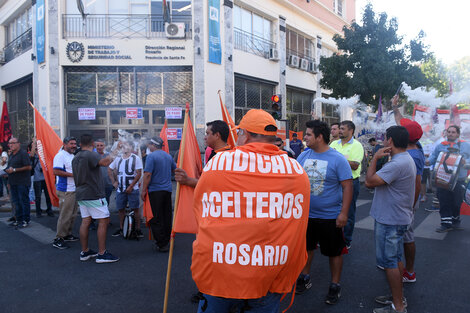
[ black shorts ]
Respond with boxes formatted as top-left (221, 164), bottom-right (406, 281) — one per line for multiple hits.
top-left (422, 168), bottom-right (431, 183)
top-left (306, 218), bottom-right (347, 257)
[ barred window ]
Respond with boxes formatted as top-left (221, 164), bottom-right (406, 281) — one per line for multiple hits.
top-left (234, 76), bottom-right (276, 123)
top-left (65, 66), bottom-right (192, 106)
top-left (286, 87), bottom-right (314, 132)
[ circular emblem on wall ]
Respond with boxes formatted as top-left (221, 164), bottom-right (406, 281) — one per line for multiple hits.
top-left (66, 41), bottom-right (85, 63)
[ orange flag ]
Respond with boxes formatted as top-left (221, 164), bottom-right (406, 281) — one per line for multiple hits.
top-left (218, 91), bottom-right (238, 148)
top-left (160, 119), bottom-right (170, 153)
top-left (142, 193), bottom-right (154, 239)
top-left (30, 102), bottom-right (62, 207)
top-left (289, 130), bottom-right (304, 141)
top-left (173, 104), bottom-right (202, 234)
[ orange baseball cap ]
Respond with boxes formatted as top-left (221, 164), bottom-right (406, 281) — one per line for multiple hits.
top-left (234, 109), bottom-right (278, 136)
top-left (400, 118), bottom-right (423, 142)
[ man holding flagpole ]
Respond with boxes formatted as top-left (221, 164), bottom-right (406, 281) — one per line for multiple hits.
top-left (141, 136), bottom-right (176, 252)
top-left (191, 109), bottom-right (310, 312)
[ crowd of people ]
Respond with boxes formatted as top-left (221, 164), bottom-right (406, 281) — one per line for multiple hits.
top-left (3, 102), bottom-right (468, 313)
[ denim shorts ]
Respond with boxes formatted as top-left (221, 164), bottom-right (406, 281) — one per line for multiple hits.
top-left (116, 190), bottom-right (140, 210)
top-left (197, 292), bottom-right (281, 313)
top-left (374, 221), bottom-right (409, 269)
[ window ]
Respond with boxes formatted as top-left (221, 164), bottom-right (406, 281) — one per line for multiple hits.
top-left (333, 0), bottom-right (344, 17)
top-left (6, 6), bottom-right (33, 43)
top-left (233, 5), bottom-right (273, 58)
top-left (286, 88), bottom-right (314, 132)
top-left (65, 66), bottom-right (192, 106)
top-left (234, 76), bottom-right (276, 124)
top-left (286, 28), bottom-right (314, 60)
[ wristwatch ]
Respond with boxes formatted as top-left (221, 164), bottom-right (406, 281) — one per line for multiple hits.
top-left (13, 168), bottom-right (16, 172)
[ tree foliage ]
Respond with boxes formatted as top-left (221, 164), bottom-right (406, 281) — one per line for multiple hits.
top-left (319, 4), bottom-right (430, 108)
top-left (420, 56), bottom-right (449, 97)
top-left (448, 56), bottom-right (470, 91)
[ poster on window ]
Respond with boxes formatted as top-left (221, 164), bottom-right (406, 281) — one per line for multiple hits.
top-left (208, 0), bottom-right (221, 64)
top-left (36, 0), bottom-right (45, 64)
top-left (126, 107), bottom-right (143, 119)
top-left (167, 128), bottom-right (182, 140)
top-left (78, 108), bottom-right (96, 120)
top-left (165, 107), bottom-right (182, 119)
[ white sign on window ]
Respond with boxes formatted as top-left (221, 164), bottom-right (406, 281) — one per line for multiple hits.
top-left (78, 108), bottom-right (96, 120)
top-left (165, 107), bottom-right (183, 119)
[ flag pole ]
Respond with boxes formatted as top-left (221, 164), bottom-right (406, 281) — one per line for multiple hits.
top-left (218, 90), bottom-right (237, 146)
top-left (163, 102), bottom-right (190, 313)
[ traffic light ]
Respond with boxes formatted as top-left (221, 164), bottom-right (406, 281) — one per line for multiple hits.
top-left (271, 94), bottom-right (281, 104)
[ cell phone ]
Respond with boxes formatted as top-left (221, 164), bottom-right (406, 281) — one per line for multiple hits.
top-left (395, 83), bottom-right (403, 95)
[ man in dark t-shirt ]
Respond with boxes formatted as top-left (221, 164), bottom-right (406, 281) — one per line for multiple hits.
top-left (6, 137), bottom-right (32, 228)
top-left (72, 134), bottom-right (120, 264)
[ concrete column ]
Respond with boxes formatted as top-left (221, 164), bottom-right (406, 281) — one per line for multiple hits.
top-left (193, 0), bottom-right (206, 148)
top-left (278, 16), bottom-right (286, 119)
top-left (48, 0), bottom-right (61, 136)
top-left (223, 0), bottom-right (234, 115)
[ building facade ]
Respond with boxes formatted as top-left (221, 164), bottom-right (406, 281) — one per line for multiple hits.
top-left (0, 0), bottom-right (354, 153)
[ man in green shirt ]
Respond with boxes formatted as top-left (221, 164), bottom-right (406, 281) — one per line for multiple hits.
top-left (330, 120), bottom-right (364, 248)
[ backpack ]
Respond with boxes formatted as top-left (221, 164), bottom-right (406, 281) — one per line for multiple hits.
top-left (122, 211), bottom-right (138, 240)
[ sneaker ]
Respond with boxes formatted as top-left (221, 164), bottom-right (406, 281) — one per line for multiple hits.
top-left (346, 244), bottom-right (351, 250)
top-left (52, 238), bottom-right (69, 250)
top-left (425, 207), bottom-right (440, 212)
top-left (402, 271), bottom-right (416, 283)
top-left (158, 243), bottom-right (170, 252)
top-left (295, 274), bottom-right (312, 295)
top-left (452, 220), bottom-right (463, 230)
top-left (20, 221), bottom-right (29, 228)
top-left (63, 234), bottom-right (79, 242)
top-left (375, 295), bottom-right (408, 308)
top-left (112, 229), bottom-right (123, 237)
top-left (95, 250), bottom-right (120, 263)
top-left (190, 291), bottom-right (204, 303)
top-left (135, 229), bottom-right (144, 238)
top-left (9, 221), bottom-right (18, 227)
top-left (373, 305), bottom-right (407, 313)
top-left (436, 224), bottom-right (453, 233)
top-left (7, 216), bottom-right (16, 222)
top-left (80, 249), bottom-right (99, 261)
top-left (325, 283), bottom-right (341, 305)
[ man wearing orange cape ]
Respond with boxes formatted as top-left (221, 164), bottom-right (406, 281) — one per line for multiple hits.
top-left (191, 109), bottom-right (310, 312)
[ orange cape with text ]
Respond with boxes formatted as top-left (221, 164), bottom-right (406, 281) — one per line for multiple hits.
top-left (191, 143), bottom-right (310, 299)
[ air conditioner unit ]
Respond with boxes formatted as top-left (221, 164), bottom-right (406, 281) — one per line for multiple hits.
top-left (289, 55), bottom-right (299, 68)
top-left (269, 48), bottom-right (279, 61)
top-left (165, 22), bottom-right (185, 39)
top-left (308, 60), bottom-right (318, 73)
top-left (300, 58), bottom-right (309, 71)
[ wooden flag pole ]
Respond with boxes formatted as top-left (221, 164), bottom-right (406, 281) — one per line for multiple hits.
top-left (218, 90), bottom-right (237, 146)
top-left (162, 103), bottom-right (190, 313)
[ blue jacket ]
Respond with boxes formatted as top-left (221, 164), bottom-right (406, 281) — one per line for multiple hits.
top-left (429, 140), bottom-right (470, 180)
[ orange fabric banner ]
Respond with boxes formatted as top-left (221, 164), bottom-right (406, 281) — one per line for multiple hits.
top-left (191, 143), bottom-right (310, 299)
top-left (289, 131), bottom-right (303, 141)
top-left (142, 193), bottom-right (153, 240)
top-left (160, 119), bottom-right (170, 153)
top-left (173, 106), bottom-right (202, 234)
top-left (31, 103), bottom-right (62, 207)
top-left (0, 101), bottom-right (12, 143)
top-left (461, 202), bottom-right (470, 216)
top-left (219, 92), bottom-right (238, 148)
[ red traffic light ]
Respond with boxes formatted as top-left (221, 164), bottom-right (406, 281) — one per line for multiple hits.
top-left (271, 94), bottom-right (281, 103)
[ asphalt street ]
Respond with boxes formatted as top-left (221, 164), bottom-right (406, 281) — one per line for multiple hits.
top-left (1, 184), bottom-right (469, 313)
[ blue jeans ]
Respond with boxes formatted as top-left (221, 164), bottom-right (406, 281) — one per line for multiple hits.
top-left (374, 221), bottom-right (408, 269)
top-left (11, 184), bottom-right (31, 223)
top-left (343, 178), bottom-right (360, 245)
top-left (197, 293), bottom-right (281, 313)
